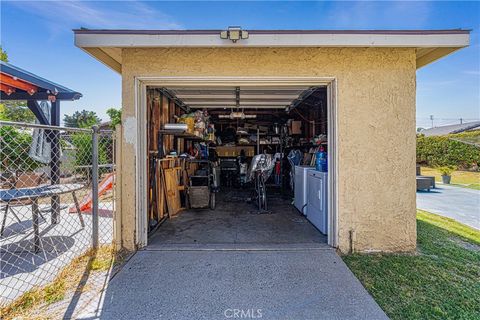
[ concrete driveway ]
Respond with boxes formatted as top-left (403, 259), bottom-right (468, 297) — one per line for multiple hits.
top-left (417, 184), bottom-right (480, 229)
top-left (80, 246), bottom-right (387, 320)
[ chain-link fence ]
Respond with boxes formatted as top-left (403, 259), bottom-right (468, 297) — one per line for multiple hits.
top-left (0, 121), bottom-right (115, 307)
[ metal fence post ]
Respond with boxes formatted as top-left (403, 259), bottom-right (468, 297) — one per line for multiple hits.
top-left (92, 125), bottom-right (99, 249)
top-left (50, 100), bottom-right (61, 225)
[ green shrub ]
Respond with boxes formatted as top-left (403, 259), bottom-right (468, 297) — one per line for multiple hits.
top-left (437, 165), bottom-right (456, 176)
top-left (70, 132), bottom-right (108, 175)
top-left (0, 126), bottom-right (42, 172)
top-left (417, 131), bottom-right (480, 171)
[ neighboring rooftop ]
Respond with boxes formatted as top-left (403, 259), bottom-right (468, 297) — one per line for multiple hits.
top-left (73, 28), bottom-right (470, 73)
top-left (420, 121), bottom-right (480, 137)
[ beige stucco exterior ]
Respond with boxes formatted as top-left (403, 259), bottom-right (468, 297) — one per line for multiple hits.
top-left (117, 47), bottom-right (417, 253)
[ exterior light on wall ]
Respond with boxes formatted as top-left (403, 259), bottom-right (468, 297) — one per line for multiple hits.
top-left (220, 26), bottom-right (249, 43)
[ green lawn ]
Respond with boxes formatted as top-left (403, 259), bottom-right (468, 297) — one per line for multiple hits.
top-left (342, 210), bottom-right (480, 320)
top-left (421, 167), bottom-right (480, 190)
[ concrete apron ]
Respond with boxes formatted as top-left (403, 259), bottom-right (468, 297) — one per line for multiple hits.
top-left (92, 192), bottom-right (387, 319)
top-left (93, 245), bottom-right (388, 320)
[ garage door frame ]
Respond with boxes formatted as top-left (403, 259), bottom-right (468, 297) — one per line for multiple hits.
top-left (133, 76), bottom-right (338, 248)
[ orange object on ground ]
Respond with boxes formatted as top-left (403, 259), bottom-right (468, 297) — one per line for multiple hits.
top-left (69, 172), bottom-right (115, 213)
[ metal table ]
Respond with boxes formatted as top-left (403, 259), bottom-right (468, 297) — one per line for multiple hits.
top-left (0, 183), bottom-right (85, 253)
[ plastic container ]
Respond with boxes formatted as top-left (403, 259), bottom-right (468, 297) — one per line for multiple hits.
top-left (315, 147), bottom-right (328, 172)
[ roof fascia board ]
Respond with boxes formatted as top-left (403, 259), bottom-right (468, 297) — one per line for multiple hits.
top-left (0, 91), bottom-right (82, 101)
top-left (73, 29), bottom-right (470, 35)
top-left (75, 32), bottom-right (469, 48)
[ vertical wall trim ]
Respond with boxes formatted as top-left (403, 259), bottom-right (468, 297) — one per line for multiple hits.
top-left (135, 78), bottom-right (148, 247)
top-left (327, 79), bottom-right (339, 248)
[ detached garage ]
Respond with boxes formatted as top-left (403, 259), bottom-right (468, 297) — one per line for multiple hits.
top-left (74, 28), bottom-right (469, 253)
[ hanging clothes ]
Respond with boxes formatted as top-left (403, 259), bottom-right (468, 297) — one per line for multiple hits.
top-left (29, 101), bottom-right (57, 164)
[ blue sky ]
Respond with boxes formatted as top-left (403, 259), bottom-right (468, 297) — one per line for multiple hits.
top-left (1, 1), bottom-right (479, 128)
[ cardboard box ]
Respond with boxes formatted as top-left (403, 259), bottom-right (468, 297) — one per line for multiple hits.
top-left (217, 145), bottom-right (255, 157)
top-left (290, 121), bottom-right (302, 135)
top-left (217, 146), bottom-right (237, 157)
top-left (237, 146), bottom-right (254, 157)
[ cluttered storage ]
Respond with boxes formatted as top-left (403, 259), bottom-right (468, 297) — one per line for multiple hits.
top-left (146, 86), bottom-right (330, 245)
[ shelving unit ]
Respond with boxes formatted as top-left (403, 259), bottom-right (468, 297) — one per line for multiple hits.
top-left (158, 130), bottom-right (204, 141)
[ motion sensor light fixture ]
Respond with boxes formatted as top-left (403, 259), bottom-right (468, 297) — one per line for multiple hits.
top-left (220, 26), bottom-right (249, 43)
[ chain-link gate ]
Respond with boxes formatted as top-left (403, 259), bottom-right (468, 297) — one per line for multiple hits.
top-left (0, 121), bottom-right (115, 307)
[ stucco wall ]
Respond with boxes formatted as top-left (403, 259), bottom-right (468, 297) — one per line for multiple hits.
top-left (120, 47), bottom-right (417, 253)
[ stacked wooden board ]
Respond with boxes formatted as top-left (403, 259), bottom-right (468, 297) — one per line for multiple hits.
top-left (158, 158), bottom-right (187, 218)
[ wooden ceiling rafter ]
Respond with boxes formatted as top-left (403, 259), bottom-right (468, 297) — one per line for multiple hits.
top-left (0, 83), bottom-right (15, 95)
top-left (0, 72), bottom-right (38, 95)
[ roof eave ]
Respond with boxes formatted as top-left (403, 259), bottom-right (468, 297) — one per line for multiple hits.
top-left (0, 61), bottom-right (82, 100)
top-left (73, 29), bottom-right (470, 73)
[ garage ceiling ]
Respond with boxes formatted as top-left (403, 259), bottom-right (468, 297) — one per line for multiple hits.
top-left (166, 86), bottom-right (317, 109)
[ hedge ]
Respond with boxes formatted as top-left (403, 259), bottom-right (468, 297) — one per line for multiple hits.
top-left (416, 131), bottom-right (480, 171)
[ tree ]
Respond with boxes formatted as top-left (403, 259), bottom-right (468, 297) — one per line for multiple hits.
top-left (0, 101), bottom-right (35, 123)
top-left (64, 110), bottom-right (101, 128)
top-left (0, 104), bottom-right (6, 120)
top-left (106, 107), bottom-right (122, 128)
top-left (0, 46), bottom-right (8, 62)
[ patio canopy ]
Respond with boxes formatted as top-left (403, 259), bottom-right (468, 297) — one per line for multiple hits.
top-left (0, 61), bottom-right (82, 125)
top-left (0, 61), bottom-right (83, 223)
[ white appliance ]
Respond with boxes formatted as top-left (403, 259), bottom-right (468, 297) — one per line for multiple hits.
top-left (306, 170), bottom-right (328, 234)
top-left (294, 166), bottom-right (314, 215)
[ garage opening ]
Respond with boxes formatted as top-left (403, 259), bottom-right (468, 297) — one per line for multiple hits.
top-left (143, 83), bottom-right (334, 247)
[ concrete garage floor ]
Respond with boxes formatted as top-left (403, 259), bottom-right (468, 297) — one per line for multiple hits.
top-left (79, 191), bottom-right (387, 319)
top-left (149, 189), bottom-right (327, 248)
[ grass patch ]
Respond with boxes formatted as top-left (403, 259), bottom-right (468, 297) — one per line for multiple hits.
top-left (343, 210), bottom-right (480, 319)
top-left (421, 167), bottom-right (480, 189)
top-left (0, 245), bottom-right (114, 320)
top-left (465, 183), bottom-right (480, 190)
top-left (417, 210), bottom-right (480, 245)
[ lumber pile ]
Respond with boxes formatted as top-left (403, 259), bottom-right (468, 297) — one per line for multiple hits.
top-left (158, 158), bottom-right (188, 218)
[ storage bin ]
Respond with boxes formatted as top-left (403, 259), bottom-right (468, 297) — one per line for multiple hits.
top-left (188, 186), bottom-right (210, 208)
top-left (178, 117), bottom-right (195, 134)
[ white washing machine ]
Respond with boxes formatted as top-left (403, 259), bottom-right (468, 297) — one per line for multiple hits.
top-left (294, 166), bottom-right (314, 215)
top-left (306, 170), bottom-right (328, 234)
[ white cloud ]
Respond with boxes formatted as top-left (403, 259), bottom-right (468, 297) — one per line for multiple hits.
top-left (464, 70), bottom-right (480, 75)
top-left (9, 0), bottom-right (183, 39)
top-left (318, 1), bottom-right (432, 29)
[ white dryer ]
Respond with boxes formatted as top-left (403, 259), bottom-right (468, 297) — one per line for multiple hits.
top-left (306, 170), bottom-right (328, 234)
top-left (294, 166), bottom-right (314, 215)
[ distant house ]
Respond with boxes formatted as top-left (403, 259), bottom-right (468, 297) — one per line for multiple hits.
top-left (420, 121), bottom-right (480, 137)
top-left (98, 121), bottom-right (112, 131)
